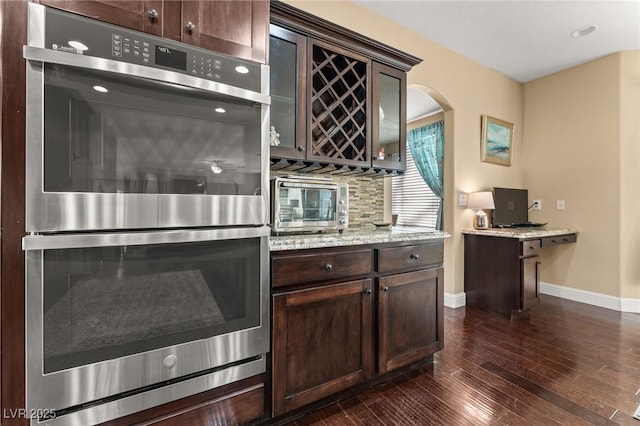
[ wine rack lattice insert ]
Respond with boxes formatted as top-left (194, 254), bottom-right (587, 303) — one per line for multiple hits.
top-left (311, 44), bottom-right (367, 162)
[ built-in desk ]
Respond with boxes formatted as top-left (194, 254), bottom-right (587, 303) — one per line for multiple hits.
top-left (462, 227), bottom-right (577, 319)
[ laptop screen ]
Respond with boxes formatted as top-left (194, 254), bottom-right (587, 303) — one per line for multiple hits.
top-left (492, 187), bottom-right (529, 227)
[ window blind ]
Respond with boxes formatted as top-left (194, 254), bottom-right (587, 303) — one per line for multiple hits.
top-left (391, 147), bottom-right (440, 229)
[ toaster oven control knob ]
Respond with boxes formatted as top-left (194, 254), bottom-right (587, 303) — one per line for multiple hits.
top-left (339, 218), bottom-right (347, 225)
top-left (339, 199), bottom-right (345, 205)
top-left (186, 22), bottom-right (196, 33)
top-left (147, 9), bottom-right (159, 20)
top-left (340, 210), bottom-right (347, 216)
top-left (163, 355), bottom-right (177, 369)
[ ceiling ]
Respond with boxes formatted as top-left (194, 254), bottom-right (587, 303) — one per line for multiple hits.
top-left (353, 0), bottom-right (640, 83)
top-left (355, 1), bottom-right (639, 122)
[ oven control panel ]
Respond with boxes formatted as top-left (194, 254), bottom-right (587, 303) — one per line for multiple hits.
top-left (43, 6), bottom-right (262, 93)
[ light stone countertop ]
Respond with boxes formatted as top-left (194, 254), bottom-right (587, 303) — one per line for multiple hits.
top-left (270, 226), bottom-right (450, 251)
top-left (462, 227), bottom-right (578, 240)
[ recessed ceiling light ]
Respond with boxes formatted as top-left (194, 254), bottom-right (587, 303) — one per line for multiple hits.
top-left (215, 107), bottom-right (226, 113)
top-left (68, 40), bottom-right (89, 51)
top-left (235, 65), bottom-right (249, 74)
top-left (93, 85), bottom-right (108, 93)
top-left (571, 25), bottom-right (598, 38)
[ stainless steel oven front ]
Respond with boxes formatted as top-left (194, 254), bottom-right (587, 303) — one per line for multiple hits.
top-left (24, 227), bottom-right (270, 425)
top-left (25, 3), bottom-right (270, 233)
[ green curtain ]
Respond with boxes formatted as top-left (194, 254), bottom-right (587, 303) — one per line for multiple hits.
top-left (407, 120), bottom-right (444, 230)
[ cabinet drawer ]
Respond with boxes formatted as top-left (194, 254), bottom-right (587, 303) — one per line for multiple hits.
top-left (272, 249), bottom-right (373, 288)
top-left (541, 234), bottom-right (577, 247)
top-left (377, 243), bottom-right (443, 273)
top-left (521, 240), bottom-right (541, 257)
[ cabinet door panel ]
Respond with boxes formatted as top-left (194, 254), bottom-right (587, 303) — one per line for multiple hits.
top-left (371, 62), bottom-right (406, 170)
top-left (181, 0), bottom-right (268, 63)
top-left (272, 279), bottom-right (373, 415)
top-left (521, 256), bottom-right (540, 310)
top-left (378, 268), bottom-right (443, 373)
top-left (40, 0), bottom-right (163, 36)
top-left (269, 24), bottom-right (307, 159)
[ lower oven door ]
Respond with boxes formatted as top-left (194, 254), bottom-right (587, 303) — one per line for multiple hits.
top-left (24, 226), bottom-right (269, 418)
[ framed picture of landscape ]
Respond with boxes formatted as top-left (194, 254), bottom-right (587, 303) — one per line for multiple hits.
top-left (481, 115), bottom-right (513, 166)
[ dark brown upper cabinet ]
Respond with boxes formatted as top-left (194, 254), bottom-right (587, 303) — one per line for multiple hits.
top-left (37, 0), bottom-right (269, 63)
top-left (269, 1), bottom-right (420, 174)
top-left (372, 62), bottom-right (407, 171)
top-left (269, 24), bottom-right (307, 160)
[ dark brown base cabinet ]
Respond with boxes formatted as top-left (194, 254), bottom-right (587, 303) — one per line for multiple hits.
top-left (272, 279), bottom-right (374, 415)
top-left (378, 268), bottom-right (444, 374)
top-left (464, 232), bottom-right (576, 319)
top-left (270, 241), bottom-right (444, 417)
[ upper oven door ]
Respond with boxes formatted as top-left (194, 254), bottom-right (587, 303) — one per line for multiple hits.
top-left (24, 4), bottom-right (270, 232)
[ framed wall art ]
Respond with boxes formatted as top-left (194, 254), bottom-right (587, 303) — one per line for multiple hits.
top-left (481, 115), bottom-right (513, 166)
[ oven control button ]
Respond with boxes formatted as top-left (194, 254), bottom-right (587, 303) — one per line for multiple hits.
top-left (340, 209), bottom-right (347, 216)
top-left (163, 355), bottom-right (177, 369)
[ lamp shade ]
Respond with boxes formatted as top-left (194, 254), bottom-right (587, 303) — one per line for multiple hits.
top-left (468, 191), bottom-right (495, 210)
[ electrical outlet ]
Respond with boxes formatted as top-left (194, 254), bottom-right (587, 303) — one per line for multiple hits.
top-left (532, 199), bottom-right (541, 210)
top-left (556, 200), bottom-right (565, 210)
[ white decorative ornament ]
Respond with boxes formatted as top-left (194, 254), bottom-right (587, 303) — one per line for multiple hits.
top-left (270, 126), bottom-right (281, 146)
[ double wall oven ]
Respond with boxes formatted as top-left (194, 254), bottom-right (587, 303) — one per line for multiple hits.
top-left (23, 4), bottom-right (270, 425)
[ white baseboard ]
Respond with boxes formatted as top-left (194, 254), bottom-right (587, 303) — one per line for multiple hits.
top-left (540, 282), bottom-right (640, 313)
top-left (444, 292), bottom-right (466, 308)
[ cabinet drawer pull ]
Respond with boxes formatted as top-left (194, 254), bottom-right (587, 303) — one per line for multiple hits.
top-left (186, 22), bottom-right (196, 33)
top-left (147, 9), bottom-right (159, 20)
top-left (551, 239), bottom-right (557, 243)
top-left (363, 289), bottom-right (372, 295)
top-left (529, 245), bottom-right (536, 249)
top-left (324, 264), bottom-right (333, 272)
top-left (410, 253), bottom-right (420, 260)
top-left (382, 286), bottom-right (389, 292)
top-left (562, 238), bottom-right (569, 242)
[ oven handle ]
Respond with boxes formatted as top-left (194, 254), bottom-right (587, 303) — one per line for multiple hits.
top-left (22, 226), bottom-right (271, 251)
top-left (23, 46), bottom-right (270, 105)
top-left (281, 182), bottom-right (339, 190)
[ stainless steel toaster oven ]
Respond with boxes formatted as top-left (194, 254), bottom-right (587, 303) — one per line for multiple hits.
top-left (271, 176), bottom-right (348, 234)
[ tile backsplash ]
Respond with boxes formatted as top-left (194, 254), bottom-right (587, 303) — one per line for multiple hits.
top-left (270, 171), bottom-right (385, 228)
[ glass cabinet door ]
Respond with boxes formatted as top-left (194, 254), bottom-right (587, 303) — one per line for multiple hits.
top-left (269, 24), bottom-right (307, 159)
top-left (372, 62), bottom-right (406, 171)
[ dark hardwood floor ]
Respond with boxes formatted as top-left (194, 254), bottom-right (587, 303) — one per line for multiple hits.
top-left (280, 295), bottom-right (640, 425)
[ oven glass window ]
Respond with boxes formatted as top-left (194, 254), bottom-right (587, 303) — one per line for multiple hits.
top-left (277, 186), bottom-right (337, 223)
top-left (42, 238), bottom-right (261, 373)
top-left (43, 63), bottom-right (262, 196)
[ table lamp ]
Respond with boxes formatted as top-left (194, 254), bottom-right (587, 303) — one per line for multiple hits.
top-left (468, 191), bottom-right (495, 229)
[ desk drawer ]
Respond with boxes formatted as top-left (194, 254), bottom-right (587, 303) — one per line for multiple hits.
top-left (272, 248), bottom-right (373, 288)
top-left (521, 239), bottom-right (541, 257)
top-left (541, 234), bottom-right (577, 247)
top-left (377, 243), bottom-right (443, 273)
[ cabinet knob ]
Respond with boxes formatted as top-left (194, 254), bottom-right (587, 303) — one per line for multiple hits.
top-left (410, 253), bottom-right (420, 260)
top-left (382, 286), bottom-right (389, 292)
top-left (324, 264), bottom-right (333, 272)
top-left (363, 289), bottom-right (372, 295)
top-left (530, 245), bottom-right (536, 249)
top-left (186, 22), bottom-right (196, 33)
top-left (297, 145), bottom-right (305, 152)
top-left (147, 9), bottom-right (159, 20)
